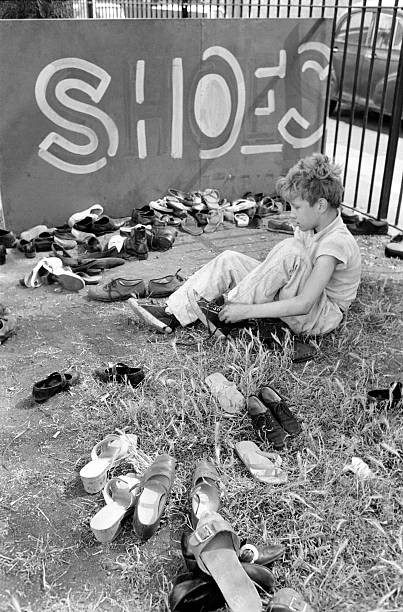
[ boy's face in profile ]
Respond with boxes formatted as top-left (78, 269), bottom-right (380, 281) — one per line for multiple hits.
top-left (289, 195), bottom-right (322, 232)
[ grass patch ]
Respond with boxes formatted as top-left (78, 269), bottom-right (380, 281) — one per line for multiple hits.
top-left (1, 276), bottom-right (402, 611)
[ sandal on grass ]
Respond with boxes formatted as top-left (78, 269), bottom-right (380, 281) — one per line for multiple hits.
top-left (235, 441), bottom-right (287, 485)
top-left (169, 563), bottom-right (274, 611)
top-left (268, 587), bottom-right (314, 612)
top-left (132, 454), bottom-right (176, 540)
top-left (90, 473), bottom-right (140, 543)
top-left (190, 460), bottom-right (221, 528)
top-left (188, 511), bottom-right (262, 612)
top-left (80, 433), bottom-right (138, 494)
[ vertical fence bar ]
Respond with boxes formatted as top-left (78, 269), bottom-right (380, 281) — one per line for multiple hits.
top-left (87, 0), bottom-right (93, 17)
top-left (379, 37), bottom-right (403, 220)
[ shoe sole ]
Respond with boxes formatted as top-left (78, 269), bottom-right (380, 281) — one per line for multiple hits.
top-left (55, 273), bottom-right (85, 292)
top-left (187, 290), bottom-right (226, 341)
top-left (127, 298), bottom-right (173, 334)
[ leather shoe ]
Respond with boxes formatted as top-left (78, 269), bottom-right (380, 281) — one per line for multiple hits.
top-left (146, 227), bottom-right (177, 251)
top-left (32, 368), bottom-right (80, 403)
top-left (133, 454), bottom-right (176, 540)
top-left (0, 229), bottom-right (16, 248)
top-left (91, 215), bottom-right (121, 236)
top-left (88, 278), bottom-right (147, 301)
top-left (125, 226), bottom-right (149, 259)
top-left (18, 239), bottom-right (36, 258)
top-left (148, 269), bottom-right (185, 297)
top-left (189, 460), bottom-right (221, 528)
top-left (239, 542), bottom-right (285, 565)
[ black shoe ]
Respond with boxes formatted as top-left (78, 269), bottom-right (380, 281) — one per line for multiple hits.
top-left (93, 362), bottom-right (145, 386)
top-left (259, 386), bottom-right (301, 436)
top-left (125, 226), bottom-right (149, 259)
top-left (187, 290), bottom-right (233, 338)
top-left (0, 245), bottom-right (6, 265)
top-left (73, 216), bottom-right (94, 233)
top-left (348, 218), bottom-right (388, 235)
top-left (146, 226), bottom-right (177, 251)
top-left (17, 239), bottom-right (36, 258)
top-left (367, 381), bottom-right (402, 410)
top-left (247, 395), bottom-right (287, 450)
top-left (129, 302), bottom-right (180, 333)
top-left (91, 216), bottom-right (120, 236)
top-left (385, 233), bottom-right (403, 260)
top-left (32, 369), bottom-right (80, 403)
top-left (34, 232), bottom-right (54, 252)
top-left (131, 206), bottom-right (157, 225)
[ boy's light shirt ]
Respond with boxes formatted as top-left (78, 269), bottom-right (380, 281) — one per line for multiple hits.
top-left (293, 212), bottom-right (361, 312)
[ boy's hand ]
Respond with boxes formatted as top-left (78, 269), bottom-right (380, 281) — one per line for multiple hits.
top-left (219, 303), bottom-right (250, 323)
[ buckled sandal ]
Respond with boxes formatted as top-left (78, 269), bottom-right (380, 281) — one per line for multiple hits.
top-left (90, 473), bottom-right (140, 543)
top-left (133, 454), bottom-right (176, 540)
top-left (79, 433), bottom-right (138, 494)
top-left (188, 512), bottom-right (262, 612)
top-left (148, 269), bottom-right (185, 298)
top-left (190, 460), bottom-right (221, 528)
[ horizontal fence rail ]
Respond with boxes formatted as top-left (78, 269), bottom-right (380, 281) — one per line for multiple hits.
top-left (1, 0), bottom-right (402, 228)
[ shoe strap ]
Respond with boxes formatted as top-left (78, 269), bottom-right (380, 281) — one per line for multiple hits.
top-left (188, 514), bottom-right (239, 575)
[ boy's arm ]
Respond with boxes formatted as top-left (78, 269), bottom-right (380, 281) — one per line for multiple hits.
top-left (219, 255), bottom-right (338, 323)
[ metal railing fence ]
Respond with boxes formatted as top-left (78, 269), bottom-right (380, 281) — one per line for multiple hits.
top-left (1, 0), bottom-right (402, 228)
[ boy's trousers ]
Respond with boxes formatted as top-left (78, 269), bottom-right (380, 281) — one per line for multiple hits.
top-left (167, 238), bottom-right (344, 336)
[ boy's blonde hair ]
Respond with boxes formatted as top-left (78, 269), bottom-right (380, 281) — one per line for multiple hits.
top-left (276, 153), bottom-right (344, 209)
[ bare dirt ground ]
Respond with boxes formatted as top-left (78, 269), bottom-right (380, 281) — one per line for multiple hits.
top-left (0, 224), bottom-right (402, 612)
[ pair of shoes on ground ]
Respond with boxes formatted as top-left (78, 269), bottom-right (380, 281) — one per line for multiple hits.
top-left (72, 214), bottom-right (121, 237)
top-left (31, 363), bottom-right (144, 404)
top-left (86, 445), bottom-right (176, 542)
top-left (87, 270), bottom-right (185, 302)
top-left (247, 385), bottom-right (302, 450)
top-left (93, 362), bottom-right (145, 387)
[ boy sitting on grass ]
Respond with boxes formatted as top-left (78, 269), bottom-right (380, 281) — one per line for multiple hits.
top-left (132, 153), bottom-right (362, 344)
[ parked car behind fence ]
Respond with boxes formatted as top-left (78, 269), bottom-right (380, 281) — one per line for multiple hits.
top-left (330, 0), bottom-right (403, 118)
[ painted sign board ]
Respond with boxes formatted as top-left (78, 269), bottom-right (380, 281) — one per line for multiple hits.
top-left (0, 18), bottom-right (331, 231)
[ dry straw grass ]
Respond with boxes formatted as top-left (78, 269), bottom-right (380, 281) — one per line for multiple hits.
top-left (1, 276), bottom-right (402, 611)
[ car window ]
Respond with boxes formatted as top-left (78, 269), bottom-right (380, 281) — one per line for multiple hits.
top-left (370, 11), bottom-right (403, 50)
top-left (337, 10), bottom-right (372, 45)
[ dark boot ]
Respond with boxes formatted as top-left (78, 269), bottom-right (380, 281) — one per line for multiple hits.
top-left (125, 226), bottom-right (148, 259)
top-left (0, 245), bottom-right (6, 265)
